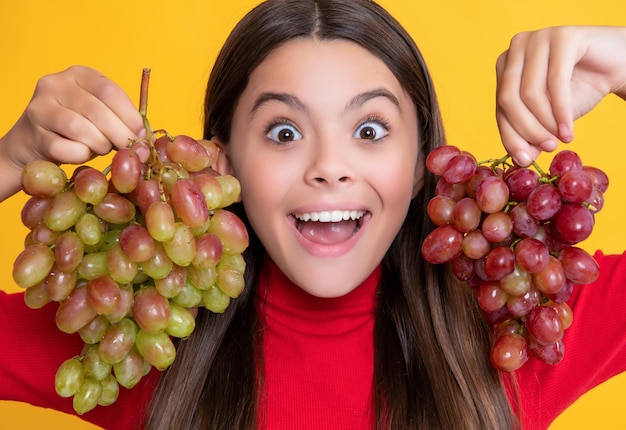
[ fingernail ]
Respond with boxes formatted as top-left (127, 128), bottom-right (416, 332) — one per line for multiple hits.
top-left (134, 144), bottom-right (150, 163)
top-left (558, 123), bottom-right (572, 142)
top-left (540, 139), bottom-right (558, 152)
top-left (514, 151), bottom-right (532, 167)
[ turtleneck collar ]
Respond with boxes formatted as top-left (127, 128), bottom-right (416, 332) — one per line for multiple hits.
top-left (256, 257), bottom-right (381, 313)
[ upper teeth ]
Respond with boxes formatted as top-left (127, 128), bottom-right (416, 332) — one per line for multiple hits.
top-left (295, 210), bottom-right (365, 222)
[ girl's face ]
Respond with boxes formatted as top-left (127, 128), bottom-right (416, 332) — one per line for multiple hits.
top-left (219, 38), bottom-right (423, 297)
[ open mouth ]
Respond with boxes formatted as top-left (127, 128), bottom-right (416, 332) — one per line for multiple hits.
top-left (292, 210), bottom-right (367, 245)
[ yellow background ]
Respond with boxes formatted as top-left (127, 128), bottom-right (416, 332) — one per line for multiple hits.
top-left (1, 1), bottom-right (625, 428)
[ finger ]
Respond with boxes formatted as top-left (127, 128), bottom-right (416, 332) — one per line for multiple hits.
top-left (34, 67), bottom-right (141, 150)
top-left (496, 38), bottom-right (559, 149)
top-left (32, 96), bottom-right (115, 156)
top-left (517, 31), bottom-right (560, 138)
top-left (72, 68), bottom-right (143, 148)
top-left (545, 28), bottom-right (578, 142)
top-left (43, 133), bottom-right (97, 165)
top-left (496, 112), bottom-right (543, 167)
top-left (130, 139), bottom-right (151, 163)
top-left (44, 127), bottom-right (150, 165)
top-left (60, 90), bottom-right (138, 149)
top-left (61, 66), bottom-right (143, 148)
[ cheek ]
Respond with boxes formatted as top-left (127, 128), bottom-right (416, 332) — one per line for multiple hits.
top-left (232, 156), bottom-right (295, 224)
top-left (380, 152), bottom-right (420, 202)
top-left (412, 158), bottom-right (426, 198)
top-left (235, 166), bottom-right (272, 216)
top-left (374, 159), bottom-right (419, 233)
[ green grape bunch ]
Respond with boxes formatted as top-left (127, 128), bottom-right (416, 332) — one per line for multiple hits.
top-left (11, 69), bottom-right (249, 415)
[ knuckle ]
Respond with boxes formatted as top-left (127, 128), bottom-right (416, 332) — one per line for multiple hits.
top-left (33, 72), bottom-right (58, 95)
top-left (519, 84), bottom-right (540, 106)
top-left (508, 31), bottom-right (530, 49)
top-left (93, 78), bottom-right (117, 101)
top-left (495, 52), bottom-right (507, 74)
top-left (496, 89), bottom-right (516, 113)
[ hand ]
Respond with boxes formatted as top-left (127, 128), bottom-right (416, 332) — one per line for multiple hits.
top-left (0, 65), bottom-right (144, 200)
top-left (495, 26), bottom-right (626, 166)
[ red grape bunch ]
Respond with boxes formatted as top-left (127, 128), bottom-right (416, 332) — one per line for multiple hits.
top-left (421, 145), bottom-right (608, 372)
top-left (11, 69), bottom-right (249, 414)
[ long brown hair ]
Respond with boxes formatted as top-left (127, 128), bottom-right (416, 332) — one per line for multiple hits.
top-left (145, 0), bottom-right (517, 428)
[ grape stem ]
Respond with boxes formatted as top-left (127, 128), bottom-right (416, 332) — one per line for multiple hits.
top-left (477, 154), bottom-right (512, 171)
top-left (583, 201), bottom-right (598, 212)
top-left (477, 154), bottom-right (559, 184)
top-left (531, 160), bottom-right (546, 176)
top-left (530, 161), bottom-right (561, 184)
top-left (139, 68), bottom-right (153, 141)
top-left (137, 68), bottom-right (163, 174)
top-left (100, 69), bottom-right (157, 179)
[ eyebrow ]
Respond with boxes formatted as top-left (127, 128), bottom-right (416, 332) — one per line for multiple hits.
top-left (347, 89), bottom-right (400, 112)
top-left (251, 92), bottom-right (308, 117)
top-left (250, 88), bottom-right (401, 117)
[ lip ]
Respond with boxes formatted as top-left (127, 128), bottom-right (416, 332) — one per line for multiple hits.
top-left (287, 203), bottom-right (372, 258)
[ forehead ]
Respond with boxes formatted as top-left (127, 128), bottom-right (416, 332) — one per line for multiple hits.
top-left (243, 37), bottom-right (410, 106)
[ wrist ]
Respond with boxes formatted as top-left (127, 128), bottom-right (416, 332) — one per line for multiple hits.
top-left (0, 131), bottom-right (30, 202)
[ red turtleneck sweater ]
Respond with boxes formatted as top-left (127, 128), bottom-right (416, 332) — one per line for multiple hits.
top-left (1, 251), bottom-right (626, 429)
top-left (256, 260), bottom-right (379, 429)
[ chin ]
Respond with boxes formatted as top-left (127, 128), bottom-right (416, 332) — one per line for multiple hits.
top-left (270, 245), bottom-right (385, 298)
top-left (289, 267), bottom-right (374, 298)
top-left (301, 284), bottom-right (358, 299)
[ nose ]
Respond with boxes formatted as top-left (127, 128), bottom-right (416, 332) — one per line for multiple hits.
top-left (305, 139), bottom-right (353, 186)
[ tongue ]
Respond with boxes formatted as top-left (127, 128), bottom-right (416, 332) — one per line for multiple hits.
top-left (298, 220), bottom-right (358, 245)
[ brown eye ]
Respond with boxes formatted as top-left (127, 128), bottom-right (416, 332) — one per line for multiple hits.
top-left (278, 128), bottom-right (295, 142)
top-left (354, 120), bottom-right (388, 141)
top-left (359, 126), bottom-right (377, 140)
top-left (267, 122), bottom-right (302, 144)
